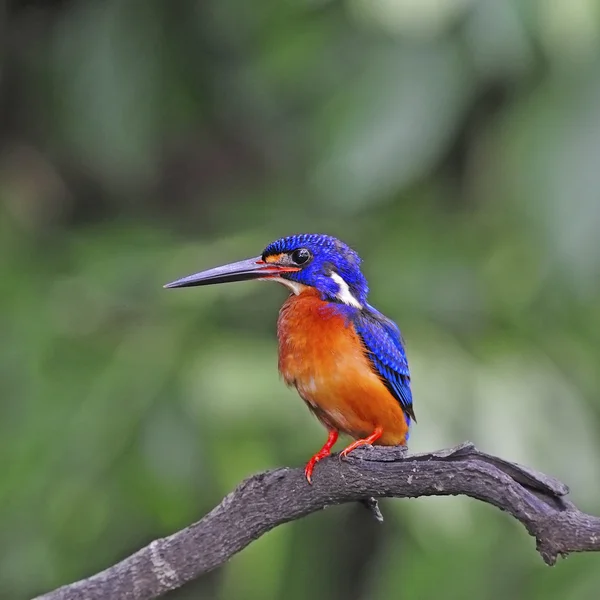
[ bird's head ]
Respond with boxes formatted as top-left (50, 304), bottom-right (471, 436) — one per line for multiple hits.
top-left (165, 234), bottom-right (368, 308)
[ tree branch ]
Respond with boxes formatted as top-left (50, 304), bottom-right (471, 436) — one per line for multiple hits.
top-left (34, 443), bottom-right (600, 600)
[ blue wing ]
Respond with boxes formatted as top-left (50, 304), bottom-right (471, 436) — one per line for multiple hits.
top-left (353, 304), bottom-right (415, 423)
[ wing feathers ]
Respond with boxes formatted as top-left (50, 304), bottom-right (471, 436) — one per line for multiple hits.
top-left (354, 307), bottom-right (416, 423)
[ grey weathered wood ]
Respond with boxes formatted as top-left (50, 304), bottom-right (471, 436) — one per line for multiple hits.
top-left (33, 443), bottom-right (600, 600)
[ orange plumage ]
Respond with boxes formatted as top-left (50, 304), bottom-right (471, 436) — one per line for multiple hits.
top-left (165, 233), bottom-right (414, 484)
top-left (277, 288), bottom-right (409, 446)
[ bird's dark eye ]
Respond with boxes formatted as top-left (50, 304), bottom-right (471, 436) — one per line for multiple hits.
top-left (291, 248), bottom-right (311, 265)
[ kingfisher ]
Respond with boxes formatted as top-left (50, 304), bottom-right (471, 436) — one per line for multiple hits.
top-left (165, 234), bottom-right (414, 483)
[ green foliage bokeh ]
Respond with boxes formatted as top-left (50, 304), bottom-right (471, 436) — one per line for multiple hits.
top-left (1, 1), bottom-right (600, 598)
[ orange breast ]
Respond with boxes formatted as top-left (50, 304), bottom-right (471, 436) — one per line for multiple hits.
top-left (277, 289), bottom-right (409, 445)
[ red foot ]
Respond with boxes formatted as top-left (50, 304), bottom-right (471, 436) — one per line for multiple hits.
top-left (304, 429), bottom-right (339, 484)
top-left (339, 427), bottom-right (384, 459)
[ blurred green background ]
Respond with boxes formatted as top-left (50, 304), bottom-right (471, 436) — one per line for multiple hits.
top-left (2, 0), bottom-right (600, 598)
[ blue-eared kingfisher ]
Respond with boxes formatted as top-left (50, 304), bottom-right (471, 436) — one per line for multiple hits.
top-left (165, 234), bottom-right (414, 483)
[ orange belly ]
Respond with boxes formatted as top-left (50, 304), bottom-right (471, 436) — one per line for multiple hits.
top-left (277, 289), bottom-right (409, 445)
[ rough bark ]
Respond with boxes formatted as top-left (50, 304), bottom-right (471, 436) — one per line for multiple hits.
top-left (34, 443), bottom-right (600, 600)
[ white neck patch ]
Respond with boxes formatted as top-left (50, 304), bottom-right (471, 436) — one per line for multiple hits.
top-left (330, 272), bottom-right (363, 308)
top-left (264, 276), bottom-right (307, 295)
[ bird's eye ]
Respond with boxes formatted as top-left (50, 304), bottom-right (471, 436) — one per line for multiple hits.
top-left (291, 248), bottom-right (311, 265)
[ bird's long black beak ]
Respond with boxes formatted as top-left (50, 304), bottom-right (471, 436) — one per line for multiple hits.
top-left (164, 256), bottom-right (299, 289)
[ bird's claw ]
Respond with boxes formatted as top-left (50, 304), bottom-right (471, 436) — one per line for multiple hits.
top-left (339, 442), bottom-right (374, 461)
top-left (304, 429), bottom-right (339, 484)
top-left (304, 459), bottom-right (317, 484)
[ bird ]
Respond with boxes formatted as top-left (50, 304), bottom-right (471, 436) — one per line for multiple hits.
top-left (165, 234), bottom-right (414, 483)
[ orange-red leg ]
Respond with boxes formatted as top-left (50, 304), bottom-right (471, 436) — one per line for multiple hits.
top-left (304, 429), bottom-right (339, 484)
top-left (340, 426), bottom-right (384, 459)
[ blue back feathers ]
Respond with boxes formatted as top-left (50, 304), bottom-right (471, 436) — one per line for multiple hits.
top-left (263, 233), bottom-right (415, 424)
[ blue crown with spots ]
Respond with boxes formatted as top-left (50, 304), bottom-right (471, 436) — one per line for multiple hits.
top-left (263, 234), bottom-right (368, 306)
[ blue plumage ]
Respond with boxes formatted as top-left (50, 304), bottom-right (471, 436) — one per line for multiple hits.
top-left (264, 234), bottom-right (414, 425)
top-left (263, 234), bottom-right (368, 306)
top-left (354, 307), bottom-right (415, 424)
top-left (166, 232), bottom-right (414, 482)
